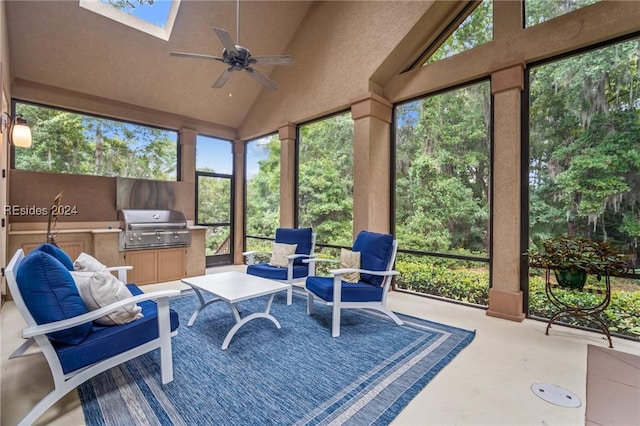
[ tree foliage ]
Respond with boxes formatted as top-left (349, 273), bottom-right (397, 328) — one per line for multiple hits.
top-left (14, 103), bottom-right (177, 181)
top-left (426, 0), bottom-right (493, 64)
top-left (529, 38), bottom-right (640, 262)
top-left (246, 137), bottom-right (281, 240)
top-left (298, 113), bottom-right (354, 246)
top-left (244, 113), bottom-right (354, 247)
top-left (395, 82), bottom-right (491, 254)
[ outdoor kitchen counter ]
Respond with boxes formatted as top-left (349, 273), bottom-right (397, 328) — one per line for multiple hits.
top-left (8, 225), bottom-right (206, 283)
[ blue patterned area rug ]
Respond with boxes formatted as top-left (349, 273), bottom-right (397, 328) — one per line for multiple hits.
top-left (78, 288), bottom-right (475, 425)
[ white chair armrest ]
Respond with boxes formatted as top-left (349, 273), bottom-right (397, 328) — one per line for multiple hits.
top-left (329, 268), bottom-right (400, 277)
top-left (22, 289), bottom-right (180, 338)
top-left (287, 253), bottom-right (315, 260)
top-left (105, 265), bottom-right (133, 283)
top-left (303, 258), bottom-right (339, 264)
top-left (304, 257), bottom-right (339, 277)
top-left (243, 250), bottom-right (272, 265)
top-left (243, 250), bottom-right (271, 256)
top-left (243, 250), bottom-right (256, 264)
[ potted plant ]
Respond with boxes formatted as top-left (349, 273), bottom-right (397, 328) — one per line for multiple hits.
top-left (527, 236), bottom-right (630, 289)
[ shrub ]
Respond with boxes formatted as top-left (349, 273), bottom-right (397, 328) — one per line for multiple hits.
top-left (395, 258), bottom-right (640, 338)
top-left (395, 260), bottom-right (489, 305)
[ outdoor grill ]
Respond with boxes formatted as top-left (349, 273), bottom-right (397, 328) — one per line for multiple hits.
top-left (118, 209), bottom-right (191, 250)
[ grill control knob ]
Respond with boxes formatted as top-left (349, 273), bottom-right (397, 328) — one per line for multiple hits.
top-left (137, 236), bottom-right (142, 242)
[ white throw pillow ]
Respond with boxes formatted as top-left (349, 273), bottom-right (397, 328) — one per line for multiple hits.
top-left (71, 271), bottom-right (143, 325)
top-left (340, 248), bottom-right (361, 283)
top-left (269, 242), bottom-right (297, 268)
top-left (74, 252), bottom-right (108, 273)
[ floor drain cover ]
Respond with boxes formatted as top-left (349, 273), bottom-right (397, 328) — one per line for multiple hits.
top-left (531, 383), bottom-right (581, 408)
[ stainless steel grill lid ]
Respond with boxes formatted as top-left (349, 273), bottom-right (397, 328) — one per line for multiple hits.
top-left (119, 209), bottom-right (187, 230)
top-left (118, 209), bottom-right (191, 250)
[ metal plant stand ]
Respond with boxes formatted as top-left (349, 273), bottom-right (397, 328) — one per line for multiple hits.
top-left (544, 268), bottom-right (613, 348)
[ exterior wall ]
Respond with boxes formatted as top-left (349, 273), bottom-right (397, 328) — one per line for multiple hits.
top-left (8, 170), bottom-right (195, 223)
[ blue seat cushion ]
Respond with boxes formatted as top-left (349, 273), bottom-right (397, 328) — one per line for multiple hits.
top-left (352, 231), bottom-right (394, 287)
top-left (247, 263), bottom-right (309, 281)
top-left (16, 250), bottom-right (91, 345)
top-left (54, 284), bottom-right (180, 375)
top-left (275, 228), bottom-right (313, 265)
top-left (34, 243), bottom-right (74, 271)
top-left (306, 276), bottom-right (383, 303)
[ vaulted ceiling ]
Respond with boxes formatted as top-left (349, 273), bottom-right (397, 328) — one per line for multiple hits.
top-left (6, 1), bottom-right (468, 139)
top-left (5, 1), bottom-right (313, 129)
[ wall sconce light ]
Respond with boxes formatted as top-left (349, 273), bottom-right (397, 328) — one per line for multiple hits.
top-left (1, 112), bottom-right (32, 148)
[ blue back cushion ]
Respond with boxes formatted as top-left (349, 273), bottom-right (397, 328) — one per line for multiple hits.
top-left (34, 243), bottom-right (74, 271)
top-left (352, 231), bottom-right (394, 287)
top-left (16, 250), bottom-right (91, 345)
top-left (275, 228), bottom-right (313, 265)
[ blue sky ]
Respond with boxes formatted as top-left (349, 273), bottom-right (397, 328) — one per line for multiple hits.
top-left (113, 0), bottom-right (174, 28)
top-left (196, 135), bottom-right (272, 177)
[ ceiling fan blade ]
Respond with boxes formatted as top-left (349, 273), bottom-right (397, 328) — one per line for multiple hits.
top-left (212, 68), bottom-right (234, 88)
top-left (245, 67), bottom-right (278, 91)
top-left (213, 27), bottom-right (238, 55)
top-left (250, 55), bottom-right (294, 66)
top-left (170, 52), bottom-right (225, 62)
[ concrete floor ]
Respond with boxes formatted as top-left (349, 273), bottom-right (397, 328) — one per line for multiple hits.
top-left (2, 265), bottom-right (639, 426)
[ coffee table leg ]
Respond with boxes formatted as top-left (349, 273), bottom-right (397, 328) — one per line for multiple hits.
top-left (221, 293), bottom-right (282, 350)
top-left (187, 287), bottom-right (220, 327)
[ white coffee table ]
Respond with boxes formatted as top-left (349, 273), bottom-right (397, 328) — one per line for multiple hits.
top-left (181, 271), bottom-right (292, 350)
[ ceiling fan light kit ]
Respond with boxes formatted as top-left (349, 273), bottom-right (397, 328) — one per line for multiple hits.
top-left (170, 2), bottom-right (293, 91)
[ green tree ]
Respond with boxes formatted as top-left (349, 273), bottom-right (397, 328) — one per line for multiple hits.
top-left (246, 137), bottom-right (281, 238)
top-left (395, 81), bottom-right (491, 254)
top-left (15, 103), bottom-right (177, 181)
top-left (529, 38), bottom-right (640, 259)
top-left (15, 104), bottom-right (92, 173)
top-left (196, 172), bottom-right (232, 255)
top-left (426, 0), bottom-right (493, 64)
top-left (298, 113), bottom-right (354, 246)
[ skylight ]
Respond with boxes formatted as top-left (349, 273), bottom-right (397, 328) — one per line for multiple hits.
top-left (79, 0), bottom-right (181, 41)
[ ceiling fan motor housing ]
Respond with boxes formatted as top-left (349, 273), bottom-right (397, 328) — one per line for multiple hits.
top-left (224, 45), bottom-right (252, 71)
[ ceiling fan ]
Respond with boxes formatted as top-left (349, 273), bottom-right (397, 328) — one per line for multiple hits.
top-left (169, 1), bottom-right (293, 91)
